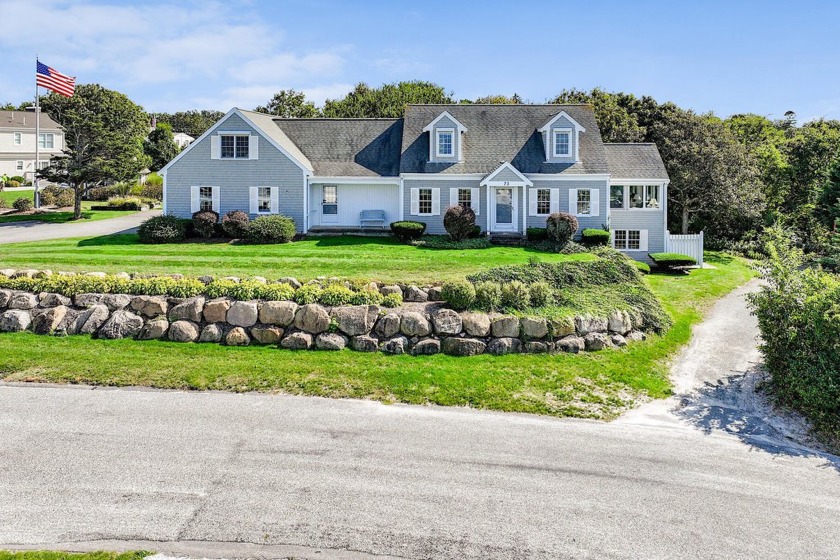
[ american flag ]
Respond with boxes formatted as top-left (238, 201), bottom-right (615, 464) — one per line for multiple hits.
top-left (36, 61), bottom-right (75, 97)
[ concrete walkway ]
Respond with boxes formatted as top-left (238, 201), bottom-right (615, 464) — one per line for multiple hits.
top-left (0, 209), bottom-right (160, 244)
top-left (0, 281), bottom-right (838, 559)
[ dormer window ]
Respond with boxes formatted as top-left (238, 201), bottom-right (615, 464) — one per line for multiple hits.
top-left (436, 129), bottom-right (454, 157)
top-left (221, 134), bottom-right (249, 159)
top-left (553, 129), bottom-right (571, 157)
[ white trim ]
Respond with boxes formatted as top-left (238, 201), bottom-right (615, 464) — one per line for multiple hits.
top-left (526, 173), bottom-right (611, 181)
top-left (611, 229), bottom-right (648, 252)
top-left (309, 176), bottom-right (399, 185)
top-left (162, 171), bottom-right (167, 214)
top-left (612, 184), bottom-right (663, 211)
top-left (218, 132), bottom-right (251, 160)
top-left (538, 111), bottom-right (586, 133)
top-left (303, 173), bottom-right (310, 231)
top-left (401, 173), bottom-right (485, 180)
top-left (398, 177), bottom-right (404, 221)
top-left (480, 162), bottom-right (533, 187)
top-left (422, 111), bottom-right (467, 133)
top-left (488, 185), bottom-right (519, 232)
top-left (609, 178), bottom-right (669, 184)
top-left (435, 128), bottom-right (455, 158)
top-left (552, 128), bottom-right (572, 157)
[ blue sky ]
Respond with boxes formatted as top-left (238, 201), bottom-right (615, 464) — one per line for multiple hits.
top-left (1, 0), bottom-right (838, 121)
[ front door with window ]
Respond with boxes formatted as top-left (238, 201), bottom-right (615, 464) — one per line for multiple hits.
top-left (490, 187), bottom-right (518, 232)
top-left (322, 185), bottom-right (338, 223)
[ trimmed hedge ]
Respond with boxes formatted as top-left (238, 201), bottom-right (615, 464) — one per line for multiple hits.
top-left (634, 261), bottom-right (651, 274)
top-left (441, 280), bottom-right (475, 311)
top-left (192, 210), bottom-right (219, 238)
top-left (526, 227), bottom-right (548, 242)
top-left (546, 212), bottom-right (578, 245)
top-left (390, 220), bottom-right (426, 242)
top-left (138, 215), bottom-right (187, 244)
top-left (649, 252), bottom-right (697, 270)
top-left (245, 215), bottom-right (296, 244)
top-left (443, 205), bottom-right (476, 241)
top-left (221, 210), bottom-right (250, 238)
top-left (582, 228), bottom-right (610, 246)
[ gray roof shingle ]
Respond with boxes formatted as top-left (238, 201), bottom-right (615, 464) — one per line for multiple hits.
top-left (0, 110), bottom-right (61, 130)
top-left (603, 143), bottom-right (669, 180)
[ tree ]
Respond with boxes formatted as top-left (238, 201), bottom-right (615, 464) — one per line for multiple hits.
top-left (322, 81), bottom-right (454, 118)
top-left (255, 89), bottom-right (319, 118)
top-left (0, 101), bottom-right (31, 111)
top-left (143, 122), bottom-right (180, 171)
top-left (155, 110), bottom-right (225, 137)
top-left (817, 159), bottom-right (840, 232)
top-left (551, 88), bottom-right (646, 142)
top-left (38, 84), bottom-right (150, 219)
top-left (470, 94), bottom-right (524, 104)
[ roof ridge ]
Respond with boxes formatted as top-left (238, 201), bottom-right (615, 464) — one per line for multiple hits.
top-left (405, 103), bottom-right (592, 107)
top-left (273, 117), bottom-right (401, 121)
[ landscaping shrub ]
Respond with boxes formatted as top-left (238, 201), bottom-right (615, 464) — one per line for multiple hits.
top-left (54, 189), bottom-right (74, 208)
top-left (634, 261), bottom-right (651, 274)
top-left (8, 180), bottom-right (21, 188)
top-left (390, 220), bottom-right (426, 242)
top-left (526, 227), bottom-right (548, 242)
top-left (443, 204), bottom-right (476, 242)
top-left (12, 197), bottom-right (32, 212)
top-left (192, 210), bottom-right (219, 238)
top-left (246, 215), bottom-right (296, 244)
top-left (649, 252), bottom-right (697, 271)
top-left (319, 284), bottom-right (355, 306)
top-left (140, 183), bottom-right (163, 201)
top-left (441, 280), bottom-right (476, 311)
top-left (546, 212), bottom-right (579, 245)
top-left (294, 284), bottom-right (323, 304)
top-left (86, 185), bottom-right (118, 201)
top-left (350, 289), bottom-right (384, 306)
top-left (501, 280), bottom-right (531, 310)
top-left (381, 293), bottom-right (403, 308)
top-left (582, 228), bottom-right (610, 246)
top-left (474, 281), bottom-right (502, 311)
top-left (106, 196), bottom-right (148, 211)
top-left (138, 214), bottom-right (187, 244)
top-left (258, 282), bottom-right (296, 301)
top-left (221, 210), bottom-right (250, 239)
top-left (468, 225), bottom-right (482, 238)
top-left (10, 175), bottom-right (25, 184)
top-left (528, 280), bottom-right (552, 307)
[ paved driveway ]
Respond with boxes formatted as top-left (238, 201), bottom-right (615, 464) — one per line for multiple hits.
top-left (0, 282), bottom-right (838, 559)
top-left (0, 209), bottom-right (160, 244)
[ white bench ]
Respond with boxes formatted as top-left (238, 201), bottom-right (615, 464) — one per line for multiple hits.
top-left (359, 209), bottom-right (387, 228)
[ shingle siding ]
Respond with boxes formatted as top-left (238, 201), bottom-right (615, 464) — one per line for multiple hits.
top-left (610, 209), bottom-right (665, 261)
top-left (491, 167), bottom-right (526, 183)
top-left (403, 179), bottom-right (484, 234)
top-left (546, 115), bottom-right (578, 164)
top-left (525, 180), bottom-right (609, 232)
top-left (165, 113), bottom-right (306, 231)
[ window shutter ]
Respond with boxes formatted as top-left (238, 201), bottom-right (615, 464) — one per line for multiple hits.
top-left (550, 189), bottom-right (560, 213)
top-left (528, 187), bottom-right (538, 216)
top-left (210, 136), bottom-right (220, 160)
top-left (211, 186), bottom-right (220, 213)
top-left (410, 188), bottom-right (419, 215)
top-left (569, 188), bottom-right (578, 215)
top-left (590, 189), bottom-right (600, 217)
top-left (249, 135), bottom-right (259, 160)
top-left (431, 189), bottom-right (441, 215)
top-left (190, 186), bottom-right (200, 213)
top-left (471, 188), bottom-right (480, 215)
top-left (270, 187), bottom-right (279, 214)
top-left (449, 188), bottom-right (458, 209)
top-left (249, 186), bottom-right (258, 214)
top-left (639, 230), bottom-right (649, 252)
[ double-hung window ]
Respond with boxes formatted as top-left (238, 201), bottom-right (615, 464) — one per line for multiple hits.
top-left (458, 188), bottom-right (472, 210)
top-left (257, 187), bottom-right (271, 213)
top-left (614, 229), bottom-right (642, 250)
top-left (199, 186), bottom-right (214, 212)
top-left (610, 185), bottom-right (625, 209)
top-left (13, 132), bottom-right (21, 145)
top-left (38, 133), bottom-right (54, 149)
top-left (553, 129), bottom-right (571, 157)
top-left (536, 188), bottom-right (551, 215)
top-left (418, 188), bottom-right (433, 214)
top-left (577, 189), bottom-right (591, 215)
top-left (436, 129), bottom-right (454, 157)
top-left (15, 160), bottom-right (23, 171)
top-left (221, 134), bottom-right (249, 159)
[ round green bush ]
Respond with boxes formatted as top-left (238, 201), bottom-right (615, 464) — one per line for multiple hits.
top-left (255, 282), bottom-right (296, 301)
top-left (192, 210), bottom-right (219, 239)
top-left (443, 205), bottom-right (476, 242)
top-left (501, 280), bottom-right (531, 310)
top-left (138, 214), bottom-right (187, 244)
top-left (318, 284), bottom-right (354, 306)
top-left (381, 293), bottom-right (403, 308)
top-left (441, 280), bottom-right (476, 311)
top-left (13, 196), bottom-right (32, 212)
top-left (350, 289), bottom-right (384, 305)
top-left (39, 185), bottom-right (61, 206)
top-left (294, 284), bottom-right (322, 304)
top-left (581, 228), bottom-right (611, 246)
top-left (474, 281), bottom-right (502, 311)
top-left (390, 221), bottom-right (426, 242)
top-left (54, 189), bottom-right (74, 208)
top-left (221, 210), bottom-right (250, 239)
top-left (546, 212), bottom-right (579, 246)
top-left (246, 215), bottom-right (296, 244)
top-left (528, 281), bottom-right (552, 307)
top-left (8, 180), bottom-right (21, 189)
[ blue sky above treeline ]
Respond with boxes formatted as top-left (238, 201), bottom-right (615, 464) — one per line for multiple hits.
top-left (1, 0), bottom-right (837, 121)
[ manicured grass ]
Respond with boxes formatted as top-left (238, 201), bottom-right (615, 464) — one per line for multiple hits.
top-left (0, 234), bottom-right (595, 283)
top-left (1, 189), bottom-right (34, 207)
top-left (0, 200), bottom-right (137, 224)
top-left (0, 252), bottom-right (754, 419)
top-left (0, 552), bottom-right (151, 560)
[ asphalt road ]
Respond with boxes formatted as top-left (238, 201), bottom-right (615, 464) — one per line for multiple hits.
top-left (0, 209), bottom-right (160, 244)
top-left (1, 282), bottom-right (838, 559)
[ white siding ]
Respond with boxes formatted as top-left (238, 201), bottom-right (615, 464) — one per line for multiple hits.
top-left (308, 183), bottom-right (400, 228)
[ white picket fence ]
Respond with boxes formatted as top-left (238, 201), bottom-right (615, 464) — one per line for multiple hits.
top-left (665, 231), bottom-right (704, 267)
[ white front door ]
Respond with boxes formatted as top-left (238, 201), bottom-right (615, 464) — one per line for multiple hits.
top-left (491, 187), bottom-right (518, 232)
top-left (322, 185), bottom-right (338, 224)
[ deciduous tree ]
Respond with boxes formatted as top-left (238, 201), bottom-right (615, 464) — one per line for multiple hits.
top-left (255, 89), bottom-right (319, 118)
top-left (143, 122), bottom-right (180, 171)
top-left (322, 81), bottom-right (453, 118)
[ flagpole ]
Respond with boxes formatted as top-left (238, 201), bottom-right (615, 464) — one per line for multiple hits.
top-left (34, 56), bottom-right (40, 209)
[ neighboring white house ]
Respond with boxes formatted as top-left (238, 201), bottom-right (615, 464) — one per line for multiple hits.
top-left (0, 110), bottom-right (64, 182)
top-left (173, 132), bottom-right (194, 149)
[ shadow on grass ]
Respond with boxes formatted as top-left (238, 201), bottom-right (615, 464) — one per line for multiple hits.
top-left (312, 235), bottom-right (403, 248)
top-left (77, 233), bottom-right (140, 247)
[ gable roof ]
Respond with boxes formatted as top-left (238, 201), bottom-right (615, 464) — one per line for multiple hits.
top-left (603, 143), bottom-right (669, 180)
top-left (399, 104), bottom-right (608, 175)
top-left (422, 110), bottom-right (467, 133)
top-left (480, 162), bottom-right (533, 186)
top-left (538, 110), bottom-right (586, 133)
top-left (273, 118), bottom-right (403, 177)
top-left (0, 110), bottom-right (61, 130)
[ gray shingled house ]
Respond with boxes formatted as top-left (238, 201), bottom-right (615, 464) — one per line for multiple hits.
top-left (161, 104), bottom-right (699, 262)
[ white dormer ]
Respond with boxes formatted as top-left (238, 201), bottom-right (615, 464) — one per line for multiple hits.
top-left (423, 111), bottom-right (467, 163)
top-left (538, 110), bottom-right (585, 163)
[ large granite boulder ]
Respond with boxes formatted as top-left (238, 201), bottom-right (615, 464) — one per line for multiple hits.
top-left (374, 313), bottom-right (401, 338)
top-left (38, 293), bottom-right (71, 308)
top-left (403, 285), bottom-right (428, 302)
top-left (584, 332), bottom-right (611, 351)
top-left (281, 331), bottom-right (313, 350)
top-left (8, 292), bottom-right (37, 310)
top-left (225, 326), bottom-right (250, 346)
top-left (413, 338), bottom-right (441, 355)
top-left (331, 305), bottom-right (379, 336)
top-left (315, 332), bottom-right (347, 351)
top-left (400, 311), bottom-right (431, 337)
top-left (380, 336), bottom-right (409, 355)
top-left (491, 316), bottom-right (520, 338)
top-left (432, 309), bottom-right (462, 335)
top-left (199, 324), bottom-right (224, 343)
top-left (556, 335), bottom-right (585, 353)
top-left (575, 315), bottom-right (608, 336)
top-left (101, 294), bottom-right (132, 311)
top-left (168, 320), bottom-right (200, 342)
top-left (202, 298), bottom-right (231, 323)
top-left (130, 295), bottom-right (169, 318)
top-left (0, 310), bottom-right (31, 332)
top-left (169, 296), bottom-right (205, 322)
top-left (520, 317), bottom-right (548, 339)
top-left (461, 312), bottom-right (491, 337)
top-left (251, 325), bottom-right (283, 345)
top-left (608, 310), bottom-right (632, 335)
top-left (74, 304), bottom-right (110, 335)
top-left (442, 337), bottom-right (486, 356)
top-left (487, 337), bottom-right (522, 356)
top-left (98, 309), bottom-right (143, 340)
top-left (31, 305), bottom-right (67, 334)
top-left (227, 301), bottom-right (258, 327)
top-left (0, 289), bottom-right (12, 308)
top-left (258, 300), bottom-right (298, 327)
top-left (138, 317), bottom-right (169, 340)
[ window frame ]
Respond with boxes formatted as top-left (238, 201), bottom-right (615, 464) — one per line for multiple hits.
top-left (435, 128), bottom-right (454, 158)
top-left (322, 185), bottom-right (338, 215)
top-left (38, 133), bottom-right (54, 149)
top-left (256, 186), bottom-right (272, 214)
top-left (418, 188), bottom-right (433, 215)
top-left (220, 134), bottom-right (250, 159)
top-left (644, 184), bottom-right (661, 209)
top-left (576, 188), bottom-right (592, 216)
top-left (613, 229), bottom-right (642, 251)
top-left (15, 160), bottom-right (23, 171)
top-left (610, 185), bottom-right (625, 209)
top-left (13, 132), bottom-right (21, 145)
top-left (457, 188), bottom-right (472, 210)
top-left (553, 128), bottom-right (571, 157)
top-left (536, 188), bottom-right (551, 216)
top-left (198, 186), bottom-right (214, 212)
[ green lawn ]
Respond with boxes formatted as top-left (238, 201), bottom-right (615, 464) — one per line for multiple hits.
top-left (0, 200), bottom-right (137, 224)
top-left (0, 189), bottom-right (32, 206)
top-left (0, 234), bottom-right (595, 283)
top-left (0, 252), bottom-right (754, 420)
top-left (0, 552), bottom-right (150, 560)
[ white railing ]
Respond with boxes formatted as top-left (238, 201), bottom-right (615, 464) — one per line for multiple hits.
top-left (665, 231), bottom-right (704, 267)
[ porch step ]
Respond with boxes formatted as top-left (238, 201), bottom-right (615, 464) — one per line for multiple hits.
top-left (489, 233), bottom-right (524, 246)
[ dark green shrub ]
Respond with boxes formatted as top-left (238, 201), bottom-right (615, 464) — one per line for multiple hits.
top-left (546, 212), bottom-right (578, 246)
top-left (246, 215), bottom-right (296, 244)
top-left (10, 175), bottom-right (25, 184)
top-left (138, 214), bottom-right (187, 244)
top-left (106, 196), bottom-right (146, 211)
top-left (528, 281), bottom-right (552, 307)
top-left (13, 197), bottom-right (32, 212)
top-left (474, 281), bottom-right (502, 311)
top-left (39, 185), bottom-right (62, 206)
top-left (443, 204), bottom-right (476, 242)
top-left (582, 228), bottom-right (610, 246)
top-left (649, 252), bottom-right (697, 271)
top-left (390, 220), bottom-right (426, 242)
top-left (501, 280), bottom-right (531, 310)
top-left (526, 227), bottom-right (548, 242)
top-left (192, 210), bottom-right (219, 238)
top-left (468, 225), bottom-right (482, 238)
top-left (441, 280), bottom-right (476, 311)
top-left (222, 210), bottom-right (250, 238)
top-left (86, 185), bottom-right (117, 201)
